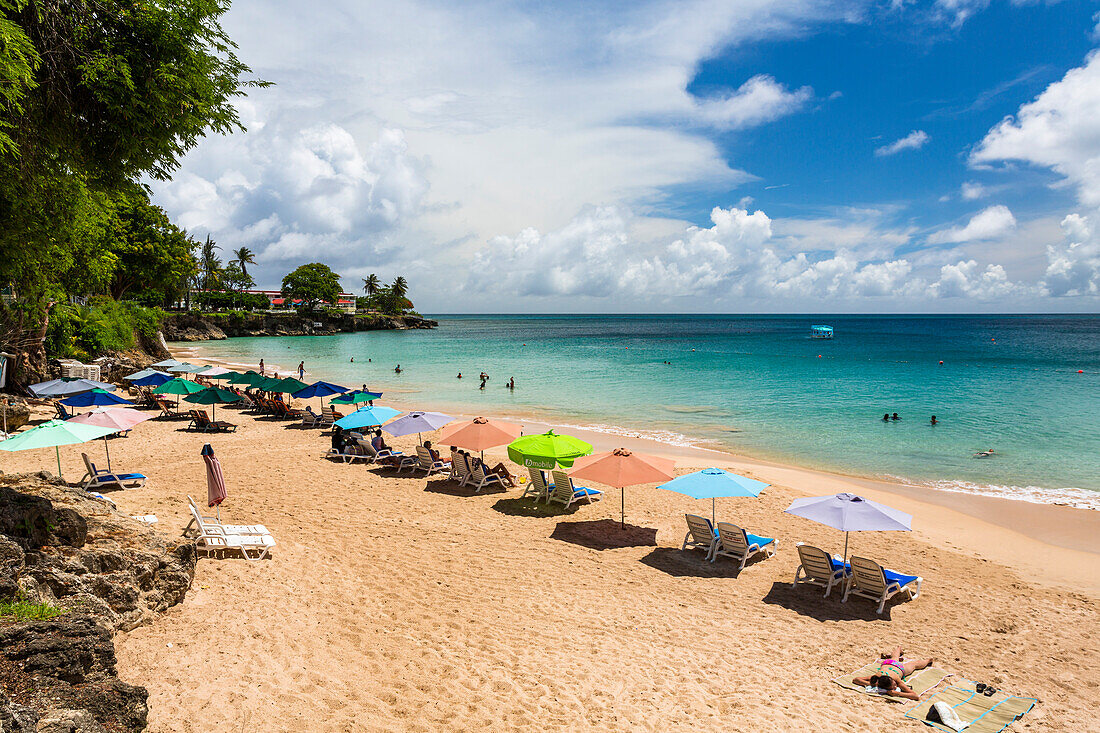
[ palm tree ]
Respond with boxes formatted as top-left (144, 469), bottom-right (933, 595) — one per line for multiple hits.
top-left (390, 276), bottom-right (408, 301)
top-left (362, 274), bottom-right (380, 297)
top-left (232, 246), bottom-right (256, 277)
top-left (200, 236), bottom-right (222, 291)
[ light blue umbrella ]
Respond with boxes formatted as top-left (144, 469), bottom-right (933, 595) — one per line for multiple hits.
top-left (383, 411), bottom-right (454, 442)
top-left (151, 358), bottom-right (182, 368)
top-left (167, 363), bottom-right (203, 374)
top-left (334, 406), bottom-right (402, 431)
top-left (60, 389), bottom-right (135, 409)
top-left (658, 468), bottom-right (769, 524)
top-left (0, 419), bottom-right (117, 478)
top-left (29, 378), bottom-right (117, 398)
top-left (785, 492), bottom-right (912, 562)
top-left (124, 368), bottom-right (167, 381)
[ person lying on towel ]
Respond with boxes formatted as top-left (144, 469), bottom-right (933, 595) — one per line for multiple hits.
top-left (852, 646), bottom-right (934, 700)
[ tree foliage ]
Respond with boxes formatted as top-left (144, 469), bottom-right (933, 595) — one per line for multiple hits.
top-left (281, 263), bottom-right (342, 311)
top-left (106, 185), bottom-right (197, 302)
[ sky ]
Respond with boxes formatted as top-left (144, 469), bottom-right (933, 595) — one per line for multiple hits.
top-left (150, 0), bottom-right (1100, 313)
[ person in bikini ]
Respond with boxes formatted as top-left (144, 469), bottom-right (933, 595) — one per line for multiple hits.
top-left (852, 646), bottom-right (934, 700)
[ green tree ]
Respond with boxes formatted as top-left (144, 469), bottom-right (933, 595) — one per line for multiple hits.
top-left (362, 274), bottom-right (380, 297)
top-left (200, 236), bottom-right (222, 292)
top-left (106, 186), bottom-right (197, 303)
top-left (281, 263), bottom-right (341, 312)
top-left (232, 246), bottom-right (256, 277)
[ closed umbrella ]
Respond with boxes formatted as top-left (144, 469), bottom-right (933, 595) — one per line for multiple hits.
top-left (438, 417), bottom-right (522, 460)
top-left (0, 419), bottom-right (117, 478)
top-left (201, 444), bottom-right (227, 521)
top-left (658, 468), bottom-right (768, 524)
top-left (383, 411), bottom-right (454, 442)
top-left (60, 388), bottom-right (135, 409)
top-left (569, 448), bottom-right (676, 526)
top-left (29, 378), bottom-right (116, 398)
top-left (506, 430), bottom-right (592, 470)
top-left (784, 492), bottom-right (912, 562)
top-left (334, 406), bottom-right (402, 431)
top-left (184, 387), bottom-right (241, 422)
top-left (69, 407), bottom-right (152, 470)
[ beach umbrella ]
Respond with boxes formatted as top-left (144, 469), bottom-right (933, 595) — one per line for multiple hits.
top-left (438, 417), bottom-right (522, 459)
top-left (200, 444), bottom-right (227, 521)
top-left (506, 430), bottom-right (592, 470)
top-left (68, 407), bottom-right (152, 471)
top-left (266, 377), bottom-right (309, 394)
top-left (29, 378), bottom-right (116, 398)
top-left (292, 380), bottom-right (348, 399)
top-left (383, 411), bottom-right (455, 442)
top-left (60, 388), bottom-right (135, 409)
top-left (196, 365), bottom-right (236, 379)
top-left (167, 363), bottom-right (203, 375)
top-left (129, 371), bottom-right (172, 388)
top-left (569, 448), bottom-right (676, 526)
top-left (124, 368), bottom-right (166, 381)
top-left (330, 390), bottom-right (382, 406)
top-left (0, 419), bottom-right (117, 478)
top-left (184, 387), bottom-right (241, 422)
top-left (784, 492), bottom-right (912, 562)
top-left (334, 405), bottom-right (402, 431)
top-left (228, 371), bottom-right (267, 388)
top-left (658, 468), bottom-right (769, 525)
top-left (151, 358), bottom-right (182, 369)
top-left (154, 377), bottom-right (207, 410)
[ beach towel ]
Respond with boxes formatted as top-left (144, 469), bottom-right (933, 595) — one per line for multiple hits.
top-left (833, 663), bottom-right (952, 702)
top-left (904, 685), bottom-right (1037, 733)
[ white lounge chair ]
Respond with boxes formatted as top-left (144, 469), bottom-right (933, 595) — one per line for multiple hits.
top-left (449, 450), bottom-right (469, 483)
top-left (681, 514), bottom-right (719, 559)
top-left (791, 542), bottom-right (851, 598)
top-left (712, 522), bottom-right (776, 570)
top-left (548, 470), bottom-right (602, 507)
top-left (522, 468), bottom-right (553, 501)
top-left (326, 434), bottom-right (371, 463)
top-left (186, 496), bottom-right (270, 535)
top-left (79, 453), bottom-right (147, 490)
top-left (185, 498), bottom-right (275, 562)
top-left (468, 459), bottom-right (505, 492)
top-left (413, 446), bottom-right (450, 476)
top-left (842, 555), bottom-right (923, 614)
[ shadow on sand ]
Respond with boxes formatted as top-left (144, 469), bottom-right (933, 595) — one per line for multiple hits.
top-left (491, 497), bottom-right (580, 518)
top-left (424, 478), bottom-right (507, 497)
top-left (550, 519), bottom-right (657, 551)
top-left (760, 581), bottom-right (894, 621)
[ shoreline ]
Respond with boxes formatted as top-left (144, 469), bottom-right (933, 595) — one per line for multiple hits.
top-left (171, 343), bottom-right (1100, 590)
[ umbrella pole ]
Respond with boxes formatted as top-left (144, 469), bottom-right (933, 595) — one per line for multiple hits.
top-left (104, 436), bottom-right (112, 472)
top-left (621, 488), bottom-right (625, 527)
top-left (843, 532), bottom-right (849, 564)
top-left (712, 497), bottom-right (716, 526)
top-left (56, 446), bottom-right (62, 480)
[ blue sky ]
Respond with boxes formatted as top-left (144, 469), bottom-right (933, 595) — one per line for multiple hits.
top-left (151, 0), bottom-right (1100, 312)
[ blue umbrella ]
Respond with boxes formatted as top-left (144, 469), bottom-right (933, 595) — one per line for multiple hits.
top-left (130, 371), bottom-right (172, 388)
top-left (334, 406), bottom-right (402, 431)
top-left (383, 411), bottom-right (454, 441)
top-left (60, 389), bottom-right (135, 409)
top-left (29, 378), bottom-right (117, 398)
top-left (292, 380), bottom-right (349, 399)
top-left (785, 492), bottom-right (912, 562)
top-left (658, 467), bottom-right (769, 524)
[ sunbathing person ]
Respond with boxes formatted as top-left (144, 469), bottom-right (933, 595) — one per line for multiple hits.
top-left (852, 646), bottom-right (934, 700)
top-left (473, 456), bottom-right (515, 487)
top-left (423, 440), bottom-right (449, 465)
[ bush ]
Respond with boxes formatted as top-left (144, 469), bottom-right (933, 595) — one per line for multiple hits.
top-left (45, 298), bottom-right (164, 360)
top-left (0, 598), bottom-right (65, 620)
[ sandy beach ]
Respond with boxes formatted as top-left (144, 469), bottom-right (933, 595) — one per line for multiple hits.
top-left (2, 382), bottom-right (1096, 732)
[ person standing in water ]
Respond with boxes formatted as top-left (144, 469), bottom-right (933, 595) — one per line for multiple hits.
top-left (298, 361), bottom-right (305, 380)
top-left (395, 364), bottom-right (402, 374)
top-left (259, 358), bottom-right (265, 376)
top-left (930, 415), bottom-right (937, 425)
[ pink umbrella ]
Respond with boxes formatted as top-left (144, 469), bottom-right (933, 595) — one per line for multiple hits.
top-left (68, 407), bottom-right (153, 471)
top-left (437, 417), bottom-right (522, 458)
top-left (569, 448), bottom-right (676, 526)
top-left (201, 444), bottom-right (227, 520)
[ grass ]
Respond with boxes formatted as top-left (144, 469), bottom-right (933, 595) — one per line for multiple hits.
top-left (0, 599), bottom-right (65, 621)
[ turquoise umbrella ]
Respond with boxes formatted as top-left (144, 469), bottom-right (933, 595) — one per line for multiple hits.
top-left (331, 390), bottom-right (382, 406)
top-left (0, 419), bottom-right (117, 478)
top-left (334, 406), bottom-right (401, 431)
top-left (658, 468), bottom-right (769, 524)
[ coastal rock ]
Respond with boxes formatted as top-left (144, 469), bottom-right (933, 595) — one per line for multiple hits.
top-left (0, 617), bottom-right (116, 685)
top-left (34, 708), bottom-right (107, 733)
top-left (0, 397), bottom-right (31, 433)
top-left (160, 310), bottom-right (437, 341)
top-left (0, 689), bottom-right (38, 733)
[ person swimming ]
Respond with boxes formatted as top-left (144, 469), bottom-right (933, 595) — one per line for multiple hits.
top-left (395, 364), bottom-right (401, 373)
top-left (882, 413), bottom-right (890, 422)
top-left (974, 448), bottom-right (995, 458)
top-left (851, 646), bottom-right (934, 701)
top-left (930, 415), bottom-right (937, 425)
top-left (891, 413), bottom-right (900, 420)
top-left (457, 373), bottom-right (463, 379)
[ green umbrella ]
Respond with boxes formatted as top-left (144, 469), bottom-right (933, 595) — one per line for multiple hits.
top-left (267, 377), bottom-right (309, 394)
top-left (227, 371), bottom-right (266, 387)
top-left (507, 430), bottom-right (593, 470)
top-left (0, 419), bottom-right (118, 479)
top-left (153, 378), bottom-right (206, 396)
top-left (183, 387), bottom-right (241, 422)
top-left (331, 390), bottom-right (382, 405)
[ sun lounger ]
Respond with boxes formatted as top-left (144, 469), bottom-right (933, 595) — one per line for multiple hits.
top-left (449, 450), bottom-right (470, 483)
top-left (548, 470), bottom-right (602, 507)
top-left (682, 514), bottom-right (719, 559)
top-left (79, 452), bottom-right (147, 490)
top-left (464, 459), bottom-right (504, 492)
top-left (521, 468), bottom-right (554, 501)
top-left (360, 440), bottom-right (406, 468)
top-left (412, 446), bottom-right (450, 476)
top-left (842, 555), bottom-right (923, 614)
top-left (712, 522), bottom-right (776, 570)
top-left (791, 542), bottom-right (851, 598)
top-left (185, 496), bottom-right (271, 537)
top-left (156, 398), bottom-right (187, 420)
top-left (187, 409), bottom-right (238, 433)
top-left (55, 403), bottom-right (73, 420)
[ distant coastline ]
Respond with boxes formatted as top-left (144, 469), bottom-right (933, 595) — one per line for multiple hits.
top-left (160, 311), bottom-right (437, 342)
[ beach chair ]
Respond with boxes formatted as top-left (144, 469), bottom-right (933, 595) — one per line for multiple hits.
top-left (842, 555), bottom-right (923, 614)
top-left (79, 453), bottom-right (147, 490)
top-left (548, 470), bottom-right (602, 507)
top-left (712, 522), bottom-right (776, 570)
top-left (522, 468), bottom-right (554, 501)
top-left (300, 406), bottom-right (322, 427)
top-left (186, 496), bottom-right (270, 535)
top-left (327, 440), bottom-right (371, 464)
top-left (156, 398), bottom-right (185, 420)
top-left (462, 459), bottom-right (502, 493)
top-left (55, 403), bottom-right (73, 420)
top-left (185, 499), bottom-right (275, 562)
top-left (361, 440), bottom-right (406, 468)
top-left (791, 542), bottom-right (851, 598)
top-left (449, 450), bottom-right (469, 483)
top-left (413, 446), bottom-right (450, 476)
top-left (682, 514), bottom-right (719, 559)
top-left (187, 409), bottom-right (238, 433)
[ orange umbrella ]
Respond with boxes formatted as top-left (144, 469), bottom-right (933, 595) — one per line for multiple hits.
top-left (568, 448), bottom-right (676, 526)
top-left (437, 417), bottom-right (522, 457)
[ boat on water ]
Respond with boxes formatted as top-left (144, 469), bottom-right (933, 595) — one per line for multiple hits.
top-left (810, 325), bottom-right (834, 339)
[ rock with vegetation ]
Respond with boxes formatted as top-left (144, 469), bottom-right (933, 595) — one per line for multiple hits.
top-left (161, 311), bottom-right (437, 341)
top-left (0, 473), bottom-right (197, 731)
top-left (1, 398), bottom-right (31, 433)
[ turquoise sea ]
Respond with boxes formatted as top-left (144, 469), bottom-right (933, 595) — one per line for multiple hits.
top-left (175, 314), bottom-right (1100, 508)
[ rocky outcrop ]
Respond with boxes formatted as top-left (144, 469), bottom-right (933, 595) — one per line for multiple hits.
top-left (0, 397), bottom-right (31, 433)
top-left (0, 473), bottom-right (197, 731)
top-left (161, 311), bottom-right (437, 341)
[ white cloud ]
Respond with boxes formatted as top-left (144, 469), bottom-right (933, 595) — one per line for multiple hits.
top-left (875, 130), bottom-right (930, 156)
top-left (960, 181), bottom-right (986, 200)
top-left (928, 205), bottom-right (1016, 243)
top-left (693, 75), bottom-right (814, 130)
top-left (934, 0), bottom-right (990, 27)
top-left (931, 260), bottom-right (1021, 299)
top-left (1043, 213), bottom-right (1100, 296)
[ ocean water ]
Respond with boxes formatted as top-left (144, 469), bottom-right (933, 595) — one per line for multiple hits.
top-left (174, 314), bottom-right (1100, 508)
